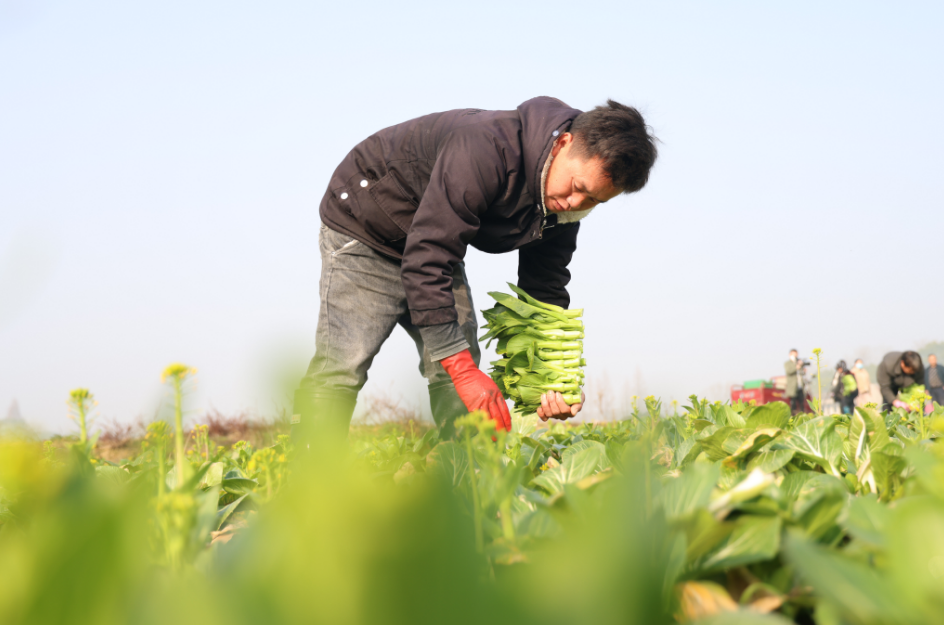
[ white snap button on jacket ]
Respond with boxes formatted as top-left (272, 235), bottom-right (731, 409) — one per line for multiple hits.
top-left (552, 130), bottom-right (559, 136)
top-left (360, 179), bottom-right (368, 187)
top-left (340, 192), bottom-right (349, 200)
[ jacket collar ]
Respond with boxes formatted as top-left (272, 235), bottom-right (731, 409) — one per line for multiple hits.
top-left (517, 96), bottom-right (582, 203)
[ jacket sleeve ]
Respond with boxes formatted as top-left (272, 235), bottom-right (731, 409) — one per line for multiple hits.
top-left (516, 223), bottom-right (579, 308)
top-left (401, 127), bottom-right (506, 327)
top-left (784, 361), bottom-right (797, 376)
top-left (876, 361), bottom-right (896, 406)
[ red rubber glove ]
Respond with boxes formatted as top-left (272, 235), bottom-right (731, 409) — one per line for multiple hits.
top-left (440, 349), bottom-right (511, 431)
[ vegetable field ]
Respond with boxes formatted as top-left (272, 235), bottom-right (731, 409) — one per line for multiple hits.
top-left (2, 367), bottom-right (943, 625)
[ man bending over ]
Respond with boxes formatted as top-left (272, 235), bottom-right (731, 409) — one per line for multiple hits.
top-left (293, 97), bottom-right (658, 440)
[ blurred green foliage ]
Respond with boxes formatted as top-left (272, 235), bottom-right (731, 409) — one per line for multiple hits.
top-left (3, 387), bottom-right (944, 625)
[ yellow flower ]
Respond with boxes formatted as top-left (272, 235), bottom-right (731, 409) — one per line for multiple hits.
top-left (161, 363), bottom-right (196, 383)
top-left (69, 388), bottom-right (92, 402)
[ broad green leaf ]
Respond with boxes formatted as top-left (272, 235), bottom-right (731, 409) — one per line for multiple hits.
top-left (532, 446), bottom-right (604, 494)
top-left (94, 465), bottom-right (131, 487)
top-left (857, 406), bottom-right (891, 454)
top-left (746, 448), bottom-right (795, 473)
top-left (715, 405), bottom-right (746, 428)
top-left (426, 442), bottom-right (468, 488)
top-left (746, 402), bottom-right (791, 430)
top-left (562, 440), bottom-right (609, 468)
top-left (843, 494), bottom-right (890, 548)
top-left (511, 409), bottom-right (539, 437)
top-left (904, 446), bottom-right (944, 499)
top-left (659, 463), bottom-right (721, 523)
top-left (191, 485), bottom-right (220, 552)
top-left (722, 428), bottom-right (782, 468)
top-left (487, 291), bottom-right (569, 321)
top-left (778, 471), bottom-right (818, 506)
top-left (792, 474), bottom-right (848, 517)
top-left (698, 515), bottom-right (782, 572)
top-left (886, 496), bottom-right (944, 616)
top-left (685, 509), bottom-right (735, 563)
top-left (215, 493), bottom-right (249, 530)
top-left (691, 419), bottom-right (715, 432)
top-left (798, 492), bottom-right (846, 541)
top-left (201, 462), bottom-right (224, 488)
top-left (789, 474), bottom-right (847, 540)
top-left (696, 613), bottom-right (795, 625)
top-left (221, 477), bottom-right (258, 496)
top-left (506, 282), bottom-right (565, 313)
top-left (871, 449), bottom-right (906, 500)
top-left (779, 417), bottom-right (842, 476)
top-left (674, 437), bottom-right (703, 469)
top-left (708, 469), bottom-right (776, 518)
top-left (698, 426), bottom-right (737, 461)
top-left (784, 532), bottom-right (903, 624)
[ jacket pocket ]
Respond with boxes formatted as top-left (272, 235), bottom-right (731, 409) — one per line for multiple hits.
top-left (370, 172), bottom-right (418, 233)
top-left (346, 172), bottom-right (416, 244)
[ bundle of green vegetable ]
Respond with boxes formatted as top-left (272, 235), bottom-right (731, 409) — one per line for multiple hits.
top-left (479, 283), bottom-right (585, 414)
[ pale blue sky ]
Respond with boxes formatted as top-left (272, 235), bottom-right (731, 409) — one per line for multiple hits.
top-left (2, 1), bottom-right (942, 431)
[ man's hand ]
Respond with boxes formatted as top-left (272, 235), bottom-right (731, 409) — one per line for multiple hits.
top-left (440, 349), bottom-right (512, 431)
top-left (537, 391), bottom-right (585, 422)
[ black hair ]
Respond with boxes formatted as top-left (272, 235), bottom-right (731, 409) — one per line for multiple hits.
top-left (902, 351), bottom-right (923, 372)
top-left (789, 348), bottom-right (798, 354)
top-left (570, 99), bottom-right (658, 193)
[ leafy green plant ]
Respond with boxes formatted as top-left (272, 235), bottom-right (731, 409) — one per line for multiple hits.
top-left (480, 283), bottom-right (585, 412)
top-left (8, 351), bottom-right (944, 624)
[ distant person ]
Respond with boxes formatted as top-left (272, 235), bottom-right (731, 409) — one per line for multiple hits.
top-left (784, 349), bottom-right (807, 415)
top-left (877, 351), bottom-right (924, 412)
top-left (851, 359), bottom-right (871, 407)
top-left (831, 360), bottom-right (857, 415)
top-left (925, 354), bottom-right (944, 406)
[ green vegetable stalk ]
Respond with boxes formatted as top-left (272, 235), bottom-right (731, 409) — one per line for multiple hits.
top-left (479, 283), bottom-right (585, 415)
top-left (67, 388), bottom-right (94, 444)
top-left (161, 363), bottom-right (196, 489)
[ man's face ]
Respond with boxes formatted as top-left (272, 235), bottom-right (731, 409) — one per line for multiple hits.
top-left (790, 351), bottom-right (798, 359)
top-left (902, 363), bottom-right (915, 375)
top-left (544, 133), bottom-right (621, 213)
top-left (930, 355), bottom-right (937, 367)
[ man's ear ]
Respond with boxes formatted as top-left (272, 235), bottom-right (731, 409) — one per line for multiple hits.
top-left (550, 132), bottom-right (573, 157)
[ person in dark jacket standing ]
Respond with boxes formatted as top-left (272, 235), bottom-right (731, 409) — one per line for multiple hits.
top-left (293, 97), bottom-right (658, 441)
top-left (876, 351), bottom-right (924, 412)
top-left (925, 354), bottom-right (944, 406)
top-left (784, 349), bottom-right (807, 415)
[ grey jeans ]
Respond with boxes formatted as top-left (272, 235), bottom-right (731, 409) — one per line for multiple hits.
top-left (300, 225), bottom-right (481, 402)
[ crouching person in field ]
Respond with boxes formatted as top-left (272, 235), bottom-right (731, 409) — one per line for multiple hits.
top-left (292, 97), bottom-right (658, 444)
top-left (877, 350), bottom-right (924, 413)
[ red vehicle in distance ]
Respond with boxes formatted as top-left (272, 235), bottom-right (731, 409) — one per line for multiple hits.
top-left (730, 376), bottom-right (810, 412)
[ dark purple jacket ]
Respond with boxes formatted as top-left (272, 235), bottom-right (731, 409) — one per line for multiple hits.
top-left (319, 96), bottom-right (582, 327)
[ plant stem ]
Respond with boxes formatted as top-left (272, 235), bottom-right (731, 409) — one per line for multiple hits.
top-left (499, 499), bottom-right (515, 541)
top-left (157, 439), bottom-right (166, 498)
top-left (464, 431), bottom-right (484, 553)
top-left (77, 402), bottom-right (87, 444)
top-left (173, 378), bottom-right (185, 488)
